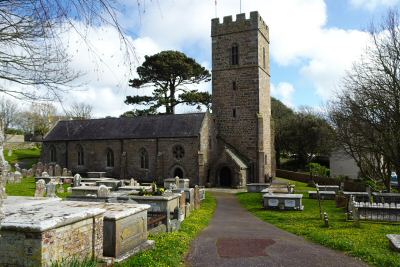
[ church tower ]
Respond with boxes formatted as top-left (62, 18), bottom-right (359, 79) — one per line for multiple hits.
top-left (211, 11), bottom-right (273, 183)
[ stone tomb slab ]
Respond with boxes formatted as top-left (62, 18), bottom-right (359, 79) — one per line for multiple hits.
top-left (71, 185), bottom-right (112, 197)
top-left (387, 234), bottom-right (400, 252)
top-left (1, 199), bottom-right (105, 267)
top-left (96, 179), bottom-right (122, 191)
top-left (247, 183), bottom-right (270, 193)
top-left (316, 185), bottom-right (340, 193)
top-left (263, 193), bottom-right (304, 210)
top-left (308, 191), bottom-right (336, 200)
top-left (164, 178), bottom-right (190, 189)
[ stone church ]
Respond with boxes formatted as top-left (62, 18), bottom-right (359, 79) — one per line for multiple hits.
top-left (42, 11), bottom-right (274, 187)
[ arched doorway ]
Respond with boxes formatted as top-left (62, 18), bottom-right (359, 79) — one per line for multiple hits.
top-left (174, 167), bottom-right (184, 178)
top-left (219, 167), bottom-right (232, 187)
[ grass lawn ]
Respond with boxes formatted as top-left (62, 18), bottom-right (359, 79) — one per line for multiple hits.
top-left (6, 176), bottom-right (71, 199)
top-left (237, 180), bottom-right (400, 267)
top-left (4, 147), bottom-right (41, 168)
top-left (117, 192), bottom-right (217, 267)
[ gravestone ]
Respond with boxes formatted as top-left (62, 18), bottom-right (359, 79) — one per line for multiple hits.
top-left (194, 186), bottom-right (200, 210)
top-left (21, 169), bottom-right (27, 177)
top-left (14, 171), bottom-right (22, 183)
top-left (179, 192), bottom-right (186, 220)
top-left (14, 163), bottom-right (20, 173)
top-left (62, 168), bottom-right (68, 177)
top-left (67, 170), bottom-right (72, 176)
top-left (54, 164), bottom-right (62, 176)
top-left (43, 163), bottom-right (49, 174)
top-left (175, 176), bottom-right (180, 188)
top-left (41, 171), bottom-right (49, 178)
top-left (387, 234), bottom-right (400, 252)
top-left (31, 164), bottom-right (37, 176)
top-left (27, 168), bottom-right (33, 177)
top-left (46, 180), bottom-right (57, 198)
top-left (48, 165), bottom-right (54, 176)
top-left (73, 174), bottom-right (81, 187)
top-left (36, 162), bottom-right (43, 177)
top-left (7, 149), bottom-right (12, 157)
top-left (35, 179), bottom-right (46, 197)
top-left (7, 172), bottom-right (14, 183)
top-left (98, 185), bottom-right (110, 198)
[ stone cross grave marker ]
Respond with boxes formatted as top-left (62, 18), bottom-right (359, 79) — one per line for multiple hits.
top-left (35, 179), bottom-right (46, 197)
top-left (46, 180), bottom-right (57, 198)
top-left (97, 185), bottom-right (110, 198)
top-left (73, 174), bottom-right (81, 187)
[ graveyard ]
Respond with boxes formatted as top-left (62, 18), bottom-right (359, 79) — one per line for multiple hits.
top-left (237, 179), bottom-right (400, 267)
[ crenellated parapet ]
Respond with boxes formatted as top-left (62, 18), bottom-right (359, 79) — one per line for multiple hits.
top-left (211, 11), bottom-right (269, 40)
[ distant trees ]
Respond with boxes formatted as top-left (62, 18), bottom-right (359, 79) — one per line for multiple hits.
top-left (272, 98), bottom-right (334, 170)
top-left (125, 51), bottom-right (211, 115)
top-left (328, 10), bottom-right (400, 190)
top-left (66, 102), bottom-right (93, 120)
top-left (16, 103), bottom-right (58, 136)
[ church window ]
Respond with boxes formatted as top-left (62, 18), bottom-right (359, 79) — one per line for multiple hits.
top-left (77, 145), bottom-right (84, 165)
top-left (50, 145), bottom-right (57, 162)
top-left (106, 149), bottom-right (114, 167)
top-left (232, 108), bottom-right (237, 118)
top-left (173, 145), bottom-right (185, 160)
top-left (263, 47), bottom-right (266, 69)
top-left (232, 81), bottom-right (237, 91)
top-left (231, 43), bottom-right (239, 65)
top-left (140, 148), bottom-right (149, 169)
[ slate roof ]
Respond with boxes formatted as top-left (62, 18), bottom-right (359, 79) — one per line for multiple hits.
top-left (44, 113), bottom-right (206, 141)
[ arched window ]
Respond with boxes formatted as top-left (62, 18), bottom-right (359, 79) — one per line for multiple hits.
top-left (140, 148), bottom-right (149, 169)
top-left (50, 145), bottom-right (57, 162)
top-left (173, 145), bottom-right (185, 160)
top-left (231, 43), bottom-right (239, 65)
top-left (77, 144), bottom-right (84, 165)
top-left (106, 149), bottom-right (114, 167)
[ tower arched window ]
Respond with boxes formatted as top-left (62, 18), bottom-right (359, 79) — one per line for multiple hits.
top-left (50, 145), bottom-right (57, 162)
top-left (231, 43), bottom-right (239, 65)
top-left (77, 144), bottom-right (84, 166)
top-left (140, 148), bottom-right (149, 169)
top-left (106, 149), bottom-right (114, 167)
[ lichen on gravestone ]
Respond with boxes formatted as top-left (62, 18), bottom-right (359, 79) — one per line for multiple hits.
top-left (35, 179), bottom-right (46, 197)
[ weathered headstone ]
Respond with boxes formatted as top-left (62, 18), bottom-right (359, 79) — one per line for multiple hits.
top-left (31, 164), bottom-right (37, 176)
top-left (41, 171), bottom-right (49, 178)
top-left (14, 163), bottom-right (20, 172)
top-left (387, 234), bottom-right (400, 252)
top-left (73, 174), bottom-right (81, 187)
top-left (97, 185), bottom-right (110, 198)
top-left (7, 172), bottom-right (14, 184)
top-left (48, 165), bottom-right (54, 176)
top-left (7, 149), bottom-right (12, 157)
top-left (54, 164), bottom-right (62, 176)
top-left (21, 168), bottom-right (27, 177)
top-left (27, 168), bottom-right (33, 177)
top-left (194, 185), bottom-right (200, 210)
top-left (46, 180), bottom-right (57, 197)
top-left (62, 168), bottom-right (68, 177)
top-left (36, 162), bottom-right (43, 177)
top-left (43, 163), bottom-right (49, 174)
top-left (67, 170), bottom-right (72, 176)
top-left (14, 171), bottom-right (22, 183)
top-left (35, 179), bottom-right (46, 197)
top-left (175, 176), bottom-right (180, 188)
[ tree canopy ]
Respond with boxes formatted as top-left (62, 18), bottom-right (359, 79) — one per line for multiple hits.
top-left (328, 10), bottom-right (400, 190)
top-left (125, 50), bottom-right (211, 115)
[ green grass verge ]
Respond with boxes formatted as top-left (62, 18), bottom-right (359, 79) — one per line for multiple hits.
top-left (117, 192), bottom-right (217, 267)
top-left (4, 147), bottom-right (41, 168)
top-left (5, 176), bottom-right (71, 199)
top-left (237, 182), bottom-right (400, 267)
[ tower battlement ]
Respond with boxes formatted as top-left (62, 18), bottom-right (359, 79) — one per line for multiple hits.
top-left (211, 11), bottom-right (268, 38)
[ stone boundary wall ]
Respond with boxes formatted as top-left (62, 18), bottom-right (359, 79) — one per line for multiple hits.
top-left (276, 169), bottom-right (339, 185)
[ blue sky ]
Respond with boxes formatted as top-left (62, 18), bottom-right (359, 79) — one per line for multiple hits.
top-left (49, 0), bottom-right (400, 117)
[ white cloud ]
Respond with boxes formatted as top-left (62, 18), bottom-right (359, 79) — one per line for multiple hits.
top-left (271, 82), bottom-right (295, 107)
top-left (350, 0), bottom-right (400, 10)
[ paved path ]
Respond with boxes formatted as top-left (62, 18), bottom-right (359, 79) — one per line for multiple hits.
top-left (186, 192), bottom-right (368, 267)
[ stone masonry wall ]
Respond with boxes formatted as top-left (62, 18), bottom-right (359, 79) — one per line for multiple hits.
top-left (0, 215), bottom-right (103, 267)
